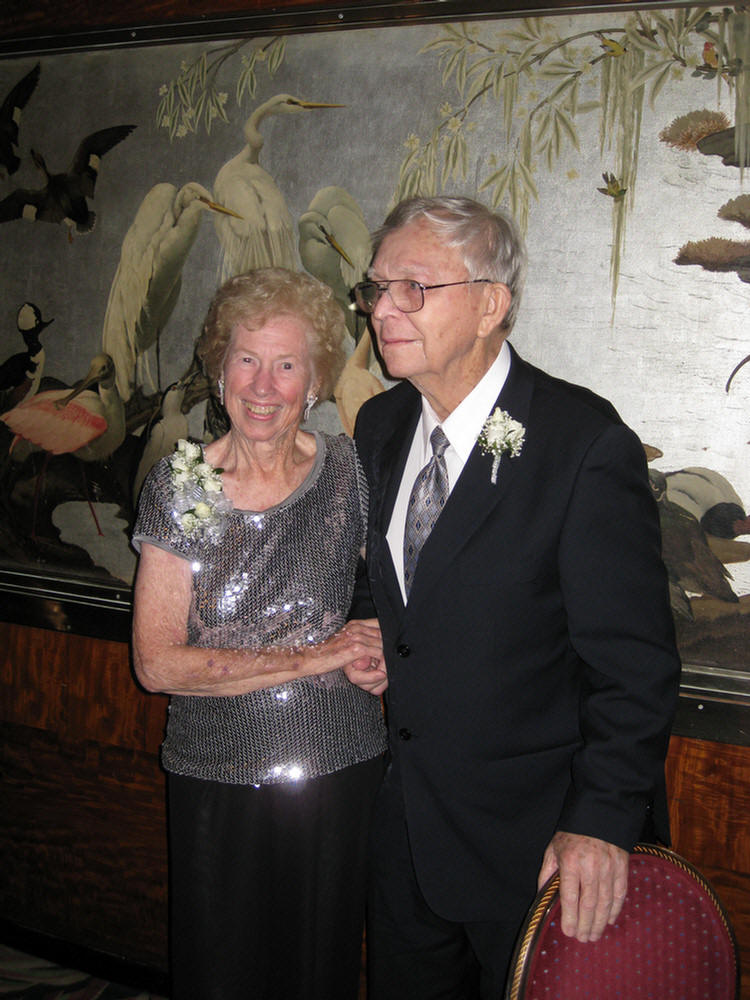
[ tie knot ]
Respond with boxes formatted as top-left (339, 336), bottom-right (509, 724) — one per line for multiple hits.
top-left (430, 425), bottom-right (449, 458)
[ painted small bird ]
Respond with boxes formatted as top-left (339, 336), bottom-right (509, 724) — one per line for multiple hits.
top-left (650, 469), bottom-right (739, 609)
top-left (703, 41), bottom-right (719, 70)
top-left (596, 33), bottom-right (627, 58)
top-left (0, 301), bottom-right (54, 411)
top-left (597, 172), bottom-right (627, 200)
top-left (0, 62), bottom-right (40, 177)
top-left (0, 124), bottom-right (136, 238)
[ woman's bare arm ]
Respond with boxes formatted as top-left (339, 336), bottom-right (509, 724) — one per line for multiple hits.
top-left (132, 542), bottom-right (383, 697)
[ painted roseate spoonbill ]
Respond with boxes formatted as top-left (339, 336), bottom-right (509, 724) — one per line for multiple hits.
top-left (213, 94), bottom-right (344, 280)
top-left (2, 353), bottom-right (125, 462)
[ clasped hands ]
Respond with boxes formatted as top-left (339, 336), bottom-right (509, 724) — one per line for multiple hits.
top-left (340, 618), bottom-right (388, 696)
top-left (537, 831), bottom-right (629, 942)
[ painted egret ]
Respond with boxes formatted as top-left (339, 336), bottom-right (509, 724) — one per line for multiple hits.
top-left (132, 380), bottom-right (189, 502)
top-left (213, 94), bottom-right (344, 280)
top-left (299, 185), bottom-right (371, 337)
top-left (333, 328), bottom-right (385, 436)
top-left (102, 181), bottom-right (241, 401)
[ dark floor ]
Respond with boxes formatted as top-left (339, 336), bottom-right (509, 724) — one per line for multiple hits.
top-left (0, 942), bottom-right (167, 998)
top-left (0, 925), bottom-right (367, 999)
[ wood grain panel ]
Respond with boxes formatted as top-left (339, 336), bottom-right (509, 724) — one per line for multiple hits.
top-left (0, 622), bottom-right (167, 750)
top-left (1, 722), bottom-right (168, 967)
top-left (1, 622), bottom-right (169, 967)
top-left (0, 0), bottom-right (654, 48)
top-left (666, 734), bottom-right (750, 995)
top-left (667, 735), bottom-right (750, 878)
top-left (3, 620), bottom-right (750, 991)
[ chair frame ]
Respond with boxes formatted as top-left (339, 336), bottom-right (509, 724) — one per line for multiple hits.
top-left (504, 842), bottom-right (740, 1000)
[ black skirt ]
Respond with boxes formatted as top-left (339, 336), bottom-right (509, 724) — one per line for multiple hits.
top-left (167, 754), bottom-right (384, 1000)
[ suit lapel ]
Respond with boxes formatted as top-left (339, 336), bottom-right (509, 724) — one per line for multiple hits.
top-left (368, 387), bottom-right (421, 615)
top-left (405, 346), bottom-right (534, 610)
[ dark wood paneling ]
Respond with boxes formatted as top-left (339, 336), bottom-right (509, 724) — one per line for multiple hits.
top-left (1, 723), bottom-right (168, 967)
top-left (0, 622), bottom-right (168, 968)
top-left (1, 619), bottom-right (749, 994)
top-left (666, 734), bottom-right (750, 995)
top-left (0, 622), bottom-right (166, 750)
top-left (0, 0), bottom-right (667, 53)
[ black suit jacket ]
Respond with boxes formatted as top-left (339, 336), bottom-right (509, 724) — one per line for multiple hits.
top-left (353, 344), bottom-right (681, 922)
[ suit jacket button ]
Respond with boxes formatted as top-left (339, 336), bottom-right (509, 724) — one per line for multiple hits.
top-left (397, 644), bottom-right (411, 657)
top-left (398, 728), bottom-right (412, 741)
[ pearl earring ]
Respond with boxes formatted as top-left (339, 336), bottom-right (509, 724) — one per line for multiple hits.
top-left (304, 394), bottom-right (317, 422)
top-left (218, 377), bottom-right (225, 406)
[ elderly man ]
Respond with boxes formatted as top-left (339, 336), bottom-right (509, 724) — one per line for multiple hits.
top-left (346, 195), bottom-right (680, 999)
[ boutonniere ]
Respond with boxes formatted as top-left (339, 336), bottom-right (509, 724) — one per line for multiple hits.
top-left (477, 408), bottom-right (525, 484)
top-left (168, 439), bottom-right (232, 543)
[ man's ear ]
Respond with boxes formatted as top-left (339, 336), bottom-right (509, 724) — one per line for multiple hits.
top-left (477, 282), bottom-right (512, 339)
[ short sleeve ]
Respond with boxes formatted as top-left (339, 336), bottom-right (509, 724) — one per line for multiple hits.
top-left (132, 456), bottom-right (194, 560)
top-left (330, 433), bottom-right (368, 549)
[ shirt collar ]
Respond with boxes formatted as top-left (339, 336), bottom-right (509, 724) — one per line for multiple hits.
top-left (420, 341), bottom-right (511, 463)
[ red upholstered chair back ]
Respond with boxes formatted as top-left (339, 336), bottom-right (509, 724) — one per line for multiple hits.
top-left (505, 844), bottom-right (739, 1000)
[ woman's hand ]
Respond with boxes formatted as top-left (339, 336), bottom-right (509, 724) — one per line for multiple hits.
top-left (341, 618), bottom-right (388, 695)
top-left (308, 618), bottom-right (383, 678)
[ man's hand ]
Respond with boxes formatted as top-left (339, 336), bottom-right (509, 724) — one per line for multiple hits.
top-left (344, 656), bottom-right (388, 696)
top-left (536, 832), bottom-right (629, 942)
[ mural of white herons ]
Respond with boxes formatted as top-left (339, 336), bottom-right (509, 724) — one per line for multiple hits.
top-left (213, 94), bottom-right (344, 281)
top-left (101, 181), bottom-right (241, 401)
top-left (298, 185), bottom-right (372, 336)
top-left (298, 185), bottom-right (386, 433)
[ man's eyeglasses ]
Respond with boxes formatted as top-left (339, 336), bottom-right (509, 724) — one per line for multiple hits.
top-left (353, 279), bottom-right (492, 315)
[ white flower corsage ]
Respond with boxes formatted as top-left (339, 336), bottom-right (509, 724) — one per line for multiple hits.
top-left (169, 439), bottom-right (232, 543)
top-left (477, 408), bottom-right (525, 484)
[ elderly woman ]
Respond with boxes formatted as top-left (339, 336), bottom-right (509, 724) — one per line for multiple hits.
top-left (131, 267), bottom-right (387, 1000)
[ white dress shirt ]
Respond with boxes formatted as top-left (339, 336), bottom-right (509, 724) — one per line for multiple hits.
top-left (386, 340), bottom-right (511, 600)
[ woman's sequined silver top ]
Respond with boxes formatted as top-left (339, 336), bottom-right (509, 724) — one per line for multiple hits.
top-left (133, 432), bottom-right (386, 786)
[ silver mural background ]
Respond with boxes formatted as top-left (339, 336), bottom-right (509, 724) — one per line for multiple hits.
top-left (1, 7), bottom-right (749, 694)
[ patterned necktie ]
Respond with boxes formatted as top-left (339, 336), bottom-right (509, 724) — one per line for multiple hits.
top-left (403, 425), bottom-right (450, 598)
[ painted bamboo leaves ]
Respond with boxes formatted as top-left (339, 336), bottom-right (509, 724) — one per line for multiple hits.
top-left (395, 8), bottom-right (737, 309)
top-left (156, 37), bottom-right (287, 140)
